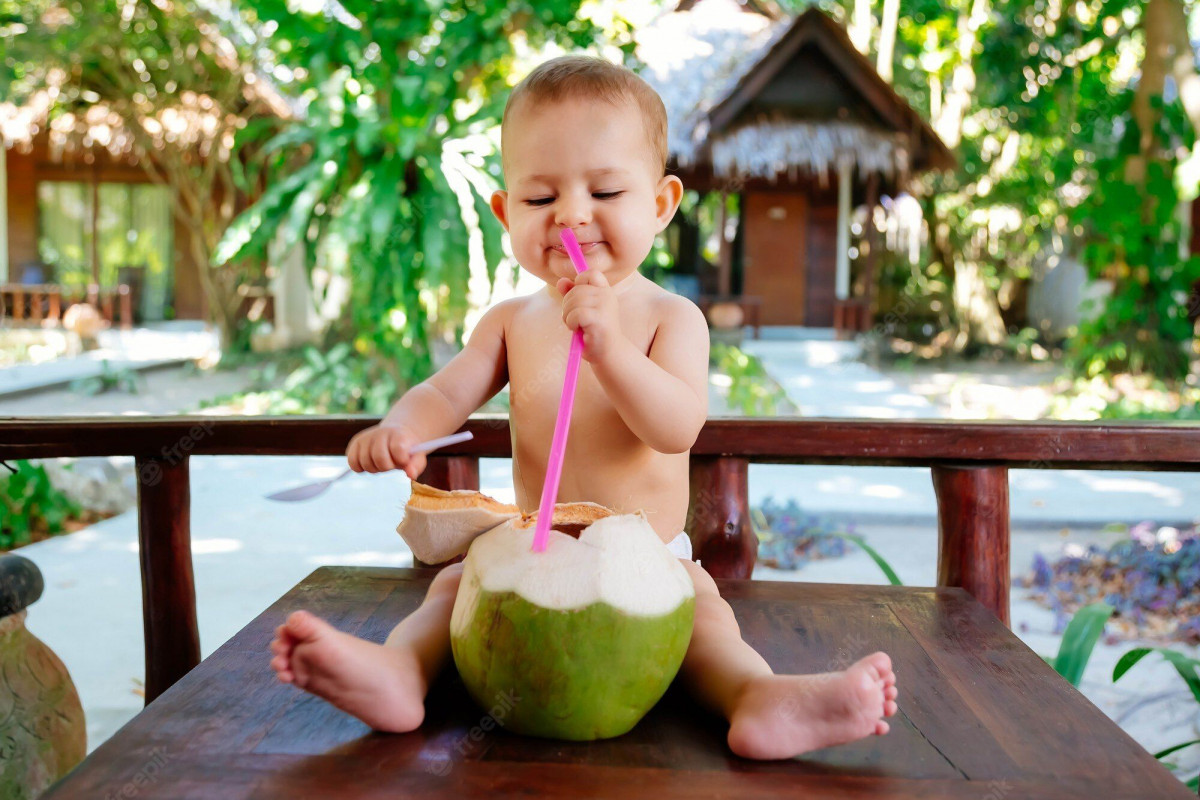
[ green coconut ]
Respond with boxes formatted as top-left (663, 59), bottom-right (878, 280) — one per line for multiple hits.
top-left (450, 512), bottom-right (695, 740)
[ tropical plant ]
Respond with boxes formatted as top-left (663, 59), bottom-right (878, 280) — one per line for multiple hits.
top-left (1114, 646), bottom-right (1200, 791)
top-left (711, 343), bottom-right (788, 416)
top-left (0, 461), bottom-right (82, 551)
top-left (70, 360), bottom-right (143, 396)
top-left (215, 0), bottom-right (631, 391)
top-left (1044, 602), bottom-right (1114, 687)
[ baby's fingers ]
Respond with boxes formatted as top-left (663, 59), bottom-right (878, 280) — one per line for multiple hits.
top-left (403, 453), bottom-right (427, 481)
top-left (368, 435), bottom-right (397, 473)
top-left (346, 432), bottom-right (369, 472)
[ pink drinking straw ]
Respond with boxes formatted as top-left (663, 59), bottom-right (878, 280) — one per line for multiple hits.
top-left (531, 227), bottom-right (590, 552)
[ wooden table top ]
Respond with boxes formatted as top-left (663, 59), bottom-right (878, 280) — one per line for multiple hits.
top-left (44, 567), bottom-right (1191, 799)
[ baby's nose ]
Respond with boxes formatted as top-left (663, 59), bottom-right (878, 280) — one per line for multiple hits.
top-left (554, 197), bottom-right (591, 228)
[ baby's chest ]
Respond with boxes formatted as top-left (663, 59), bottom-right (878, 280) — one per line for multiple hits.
top-left (504, 311), bottom-right (653, 422)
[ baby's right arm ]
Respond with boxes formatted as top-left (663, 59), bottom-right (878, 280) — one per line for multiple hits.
top-left (346, 300), bottom-right (513, 478)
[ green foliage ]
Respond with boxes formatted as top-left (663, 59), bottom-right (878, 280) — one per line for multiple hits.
top-left (710, 342), bottom-right (783, 416)
top-left (0, 461), bottom-right (81, 551)
top-left (1114, 645), bottom-right (1200, 786)
top-left (69, 360), bottom-right (142, 396)
top-left (828, 532), bottom-right (904, 586)
top-left (1045, 602), bottom-right (1114, 687)
top-left (217, 1), bottom-right (631, 392)
top-left (1046, 376), bottom-right (1200, 420)
top-left (200, 344), bottom-right (397, 414)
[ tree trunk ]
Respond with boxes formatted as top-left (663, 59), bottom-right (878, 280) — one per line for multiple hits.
top-left (935, 0), bottom-right (989, 149)
top-left (876, 0), bottom-right (900, 84)
top-left (849, 0), bottom-right (873, 55)
top-left (1128, 0), bottom-right (1170, 187)
top-left (929, 0), bottom-right (1006, 348)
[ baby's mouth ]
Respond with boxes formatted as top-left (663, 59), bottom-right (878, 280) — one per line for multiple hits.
top-left (549, 241), bottom-right (604, 255)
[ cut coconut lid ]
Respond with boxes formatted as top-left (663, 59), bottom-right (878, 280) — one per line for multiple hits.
top-left (397, 482), bottom-right (521, 564)
top-left (465, 512), bottom-right (695, 616)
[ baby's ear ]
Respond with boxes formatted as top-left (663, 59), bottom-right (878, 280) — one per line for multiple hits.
top-left (654, 175), bottom-right (683, 231)
top-left (490, 190), bottom-right (511, 231)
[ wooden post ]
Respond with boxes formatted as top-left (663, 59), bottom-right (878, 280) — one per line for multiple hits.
top-left (863, 171), bottom-right (881, 328)
top-left (13, 287), bottom-right (23, 322)
top-left (932, 464), bottom-right (1010, 625)
top-left (413, 455), bottom-right (481, 568)
top-left (49, 289), bottom-right (61, 324)
top-left (118, 285), bottom-right (132, 330)
top-left (688, 456), bottom-right (756, 579)
top-left (716, 192), bottom-right (732, 297)
top-left (135, 455), bottom-right (200, 703)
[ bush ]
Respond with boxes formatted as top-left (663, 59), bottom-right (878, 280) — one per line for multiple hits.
top-left (0, 461), bottom-right (83, 551)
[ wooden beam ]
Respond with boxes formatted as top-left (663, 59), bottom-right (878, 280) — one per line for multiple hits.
top-left (4, 418), bottom-right (1200, 471)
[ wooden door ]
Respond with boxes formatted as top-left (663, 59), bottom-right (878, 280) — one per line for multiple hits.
top-left (743, 192), bottom-right (807, 326)
top-left (805, 203), bottom-right (838, 327)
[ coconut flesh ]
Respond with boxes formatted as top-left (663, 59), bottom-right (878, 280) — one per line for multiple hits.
top-left (449, 510), bottom-right (696, 741)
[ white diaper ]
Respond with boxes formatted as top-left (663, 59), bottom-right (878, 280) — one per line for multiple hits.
top-left (666, 531), bottom-right (693, 560)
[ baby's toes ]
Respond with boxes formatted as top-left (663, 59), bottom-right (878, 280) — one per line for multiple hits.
top-left (866, 652), bottom-right (892, 679)
top-left (874, 720), bottom-right (890, 736)
top-left (271, 654), bottom-right (295, 683)
top-left (884, 699), bottom-right (898, 717)
top-left (885, 685), bottom-right (898, 703)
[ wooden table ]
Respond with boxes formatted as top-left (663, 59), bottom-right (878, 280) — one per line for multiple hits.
top-left (44, 568), bottom-right (1190, 799)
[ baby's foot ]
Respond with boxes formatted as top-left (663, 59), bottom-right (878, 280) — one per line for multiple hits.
top-left (269, 609), bottom-right (426, 733)
top-left (727, 652), bottom-right (898, 759)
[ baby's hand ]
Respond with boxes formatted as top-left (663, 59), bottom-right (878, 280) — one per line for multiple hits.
top-left (557, 271), bottom-right (621, 364)
top-left (346, 424), bottom-right (427, 479)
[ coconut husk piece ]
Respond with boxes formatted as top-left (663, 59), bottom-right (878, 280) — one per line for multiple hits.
top-left (397, 482), bottom-right (615, 564)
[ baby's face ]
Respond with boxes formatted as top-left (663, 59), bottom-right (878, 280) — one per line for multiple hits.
top-left (491, 96), bottom-right (682, 288)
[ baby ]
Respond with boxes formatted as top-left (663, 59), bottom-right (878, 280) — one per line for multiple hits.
top-left (269, 55), bottom-right (897, 760)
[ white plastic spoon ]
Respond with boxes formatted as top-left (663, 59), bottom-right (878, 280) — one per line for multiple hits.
top-left (264, 431), bottom-right (474, 502)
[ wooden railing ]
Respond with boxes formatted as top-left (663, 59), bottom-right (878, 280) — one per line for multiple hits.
top-left (1, 283), bottom-right (134, 329)
top-left (3, 416), bottom-right (1199, 703)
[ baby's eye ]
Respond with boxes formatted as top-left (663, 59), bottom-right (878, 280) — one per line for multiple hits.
top-left (524, 197), bottom-right (554, 207)
top-left (593, 191), bottom-right (624, 200)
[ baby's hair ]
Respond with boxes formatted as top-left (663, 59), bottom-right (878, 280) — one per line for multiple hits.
top-left (502, 55), bottom-right (668, 175)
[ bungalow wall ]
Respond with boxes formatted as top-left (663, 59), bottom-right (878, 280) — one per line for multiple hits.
top-left (3, 134), bottom-right (207, 321)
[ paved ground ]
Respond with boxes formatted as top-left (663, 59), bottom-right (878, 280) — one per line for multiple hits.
top-left (0, 322), bottom-right (219, 397)
top-left (6, 326), bottom-right (1200, 780)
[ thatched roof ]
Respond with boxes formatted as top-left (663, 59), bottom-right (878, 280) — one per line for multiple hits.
top-left (637, 0), bottom-right (952, 183)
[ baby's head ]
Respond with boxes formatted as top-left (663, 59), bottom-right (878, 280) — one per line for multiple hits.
top-left (489, 55), bottom-right (683, 288)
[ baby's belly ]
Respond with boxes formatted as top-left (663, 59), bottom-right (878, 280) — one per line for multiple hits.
top-left (511, 444), bottom-right (690, 543)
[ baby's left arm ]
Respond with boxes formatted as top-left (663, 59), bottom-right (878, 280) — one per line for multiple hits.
top-left (560, 274), bottom-right (709, 453)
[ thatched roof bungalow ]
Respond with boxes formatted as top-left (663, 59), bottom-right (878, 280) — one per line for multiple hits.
top-left (639, 0), bottom-right (952, 331)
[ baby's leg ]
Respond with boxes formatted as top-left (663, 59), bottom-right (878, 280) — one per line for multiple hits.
top-left (677, 560), bottom-right (898, 760)
top-left (269, 563), bottom-right (463, 733)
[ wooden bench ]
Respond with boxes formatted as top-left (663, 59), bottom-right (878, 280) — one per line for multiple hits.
top-left (2, 416), bottom-right (1196, 797)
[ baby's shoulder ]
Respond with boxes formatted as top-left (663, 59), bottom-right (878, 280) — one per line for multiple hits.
top-left (640, 281), bottom-right (707, 331)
